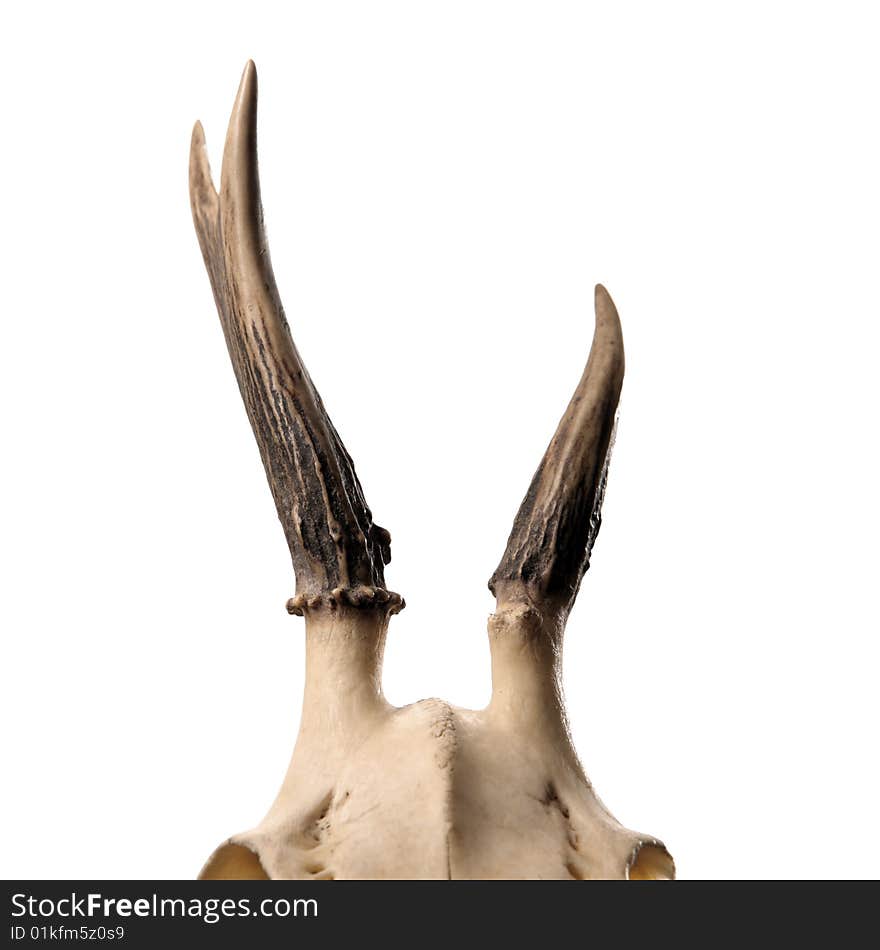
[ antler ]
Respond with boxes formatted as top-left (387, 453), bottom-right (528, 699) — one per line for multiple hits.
top-left (188, 62), bottom-right (401, 616)
top-left (490, 285), bottom-right (624, 618)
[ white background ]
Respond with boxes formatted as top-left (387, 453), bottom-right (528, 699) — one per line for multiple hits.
top-left (2, 1), bottom-right (878, 880)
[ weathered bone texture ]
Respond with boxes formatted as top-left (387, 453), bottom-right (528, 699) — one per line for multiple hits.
top-left (189, 62), bottom-right (674, 881)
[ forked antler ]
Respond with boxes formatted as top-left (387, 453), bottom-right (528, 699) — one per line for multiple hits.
top-left (189, 62), bottom-right (672, 881)
top-left (190, 61), bottom-right (401, 615)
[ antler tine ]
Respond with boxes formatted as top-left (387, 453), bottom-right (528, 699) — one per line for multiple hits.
top-left (489, 285), bottom-right (625, 617)
top-left (189, 61), bottom-right (401, 616)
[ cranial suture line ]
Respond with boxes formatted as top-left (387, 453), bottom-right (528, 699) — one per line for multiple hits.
top-left (189, 61), bottom-right (674, 881)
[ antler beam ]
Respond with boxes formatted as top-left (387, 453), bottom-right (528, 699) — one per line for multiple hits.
top-left (490, 285), bottom-right (624, 617)
top-left (189, 61), bottom-right (400, 615)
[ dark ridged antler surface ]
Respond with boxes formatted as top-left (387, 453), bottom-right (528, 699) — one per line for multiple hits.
top-left (489, 285), bottom-right (625, 616)
top-left (189, 62), bottom-right (401, 615)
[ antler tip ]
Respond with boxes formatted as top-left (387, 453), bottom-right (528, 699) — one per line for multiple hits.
top-left (189, 120), bottom-right (218, 214)
top-left (222, 61), bottom-right (260, 189)
top-left (592, 282), bottom-right (625, 379)
top-left (235, 59), bottom-right (258, 108)
top-left (593, 283), bottom-right (621, 328)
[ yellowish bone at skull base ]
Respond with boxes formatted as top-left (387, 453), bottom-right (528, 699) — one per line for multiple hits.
top-left (191, 61), bottom-right (674, 882)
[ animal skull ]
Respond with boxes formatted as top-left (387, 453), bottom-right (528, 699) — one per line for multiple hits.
top-left (189, 61), bottom-right (674, 881)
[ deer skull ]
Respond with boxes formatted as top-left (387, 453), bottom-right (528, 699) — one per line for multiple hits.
top-left (189, 62), bottom-right (674, 881)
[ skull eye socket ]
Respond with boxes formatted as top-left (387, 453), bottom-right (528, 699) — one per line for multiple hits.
top-left (199, 842), bottom-right (269, 880)
top-left (628, 844), bottom-right (675, 880)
